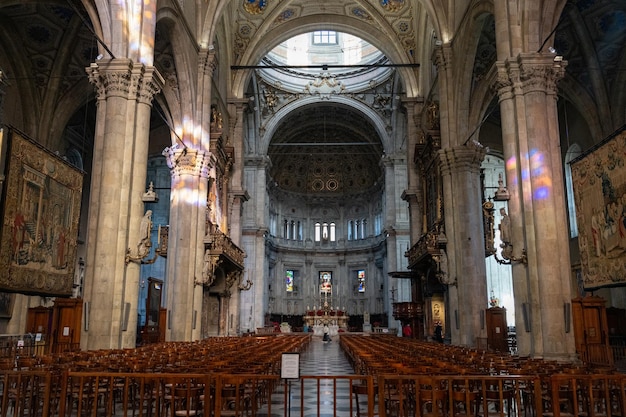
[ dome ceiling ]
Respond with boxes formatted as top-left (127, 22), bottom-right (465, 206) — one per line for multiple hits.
top-left (261, 31), bottom-right (388, 195)
top-left (268, 104), bottom-right (383, 194)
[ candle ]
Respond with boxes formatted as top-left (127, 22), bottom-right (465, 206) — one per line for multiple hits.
top-left (157, 225), bottom-right (161, 246)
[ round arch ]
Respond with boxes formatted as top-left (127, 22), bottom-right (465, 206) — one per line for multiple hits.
top-left (259, 95), bottom-right (393, 156)
top-left (231, 16), bottom-right (419, 99)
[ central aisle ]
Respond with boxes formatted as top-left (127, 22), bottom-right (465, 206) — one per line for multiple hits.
top-left (259, 333), bottom-right (360, 417)
top-left (300, 334), bottom-right (355, 376)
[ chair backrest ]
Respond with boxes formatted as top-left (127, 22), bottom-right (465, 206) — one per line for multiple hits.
top-left (173, 385), bottom-right (204, 417)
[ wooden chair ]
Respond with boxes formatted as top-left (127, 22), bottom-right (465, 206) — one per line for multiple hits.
top-left (418, 377), bottom-right (447, 417)
top-left (352, 381), bottom-right (378, 417)
top-left (172, 385), bottom-right (204, 417)
top-left (478, 378), bottom-right (515, 417)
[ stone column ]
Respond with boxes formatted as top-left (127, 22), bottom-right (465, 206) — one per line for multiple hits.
top-left (401, 98), bottom-right (425, 243)
top-left (163, 147), bottom-right (213, 341)
top-left (495, 53), bottom-right (576, 360)
top-left (439, 143), bottom-right (488, 347)
top-left (83, 59), bottom-right (163, 349)
top-left (241, 156), bottom-right (270, 331)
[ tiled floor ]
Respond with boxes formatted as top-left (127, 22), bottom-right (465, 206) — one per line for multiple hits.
top-left (258, 334), bottom-right (366, 417)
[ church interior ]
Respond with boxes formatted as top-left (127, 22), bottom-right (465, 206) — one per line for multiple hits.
top-left (0, 0), bottom-right (626, 411)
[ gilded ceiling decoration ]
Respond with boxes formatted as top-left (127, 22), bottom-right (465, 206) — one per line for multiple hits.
top-left (233, 0), bottom-right (416, 66)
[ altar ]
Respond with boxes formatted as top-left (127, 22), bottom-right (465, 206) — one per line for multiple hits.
top-left (303, 302), bottom-right (349, 334)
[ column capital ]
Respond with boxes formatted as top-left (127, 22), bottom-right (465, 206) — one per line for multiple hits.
top-left (432, 43), bottom-right (453, 72)
top-left (439, 142), bottom-right (486, 175)
top-left (199, 49), bottom-right (218, 77)
top-left (494, 53), bottom-right (567, 99)
top-left (86, 59), bottom-right (164, 104)
top-left (163, 147), bottom-right (215, 179)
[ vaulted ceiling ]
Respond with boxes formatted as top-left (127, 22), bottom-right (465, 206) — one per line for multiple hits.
top-left (1, 0), bottom-right (625, 185)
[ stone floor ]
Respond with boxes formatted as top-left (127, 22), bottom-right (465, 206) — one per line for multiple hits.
top-left (257, 334), bottom-right (367, 417)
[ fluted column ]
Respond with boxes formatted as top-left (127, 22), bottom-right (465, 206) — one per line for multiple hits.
top-left (83, 59), bottom-right (163, 349)
top-left (495, 53), bottom-right (576, 360)
top-left (439, 143), bottom-right (488, 346)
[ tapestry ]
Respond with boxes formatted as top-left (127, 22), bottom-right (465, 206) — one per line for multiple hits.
top-left (571, 125), bottom-right (626, 289)
top-left (0, 127), bottom-right (83, 296)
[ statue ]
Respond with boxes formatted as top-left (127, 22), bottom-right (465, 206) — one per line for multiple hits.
top-left (138, 210), bottom-right (153, 255)
top-left (498, 207), bottom-right (511, 244)
top-left (426, 101), bottom-right (440, 130)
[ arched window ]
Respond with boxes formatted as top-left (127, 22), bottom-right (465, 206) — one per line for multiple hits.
top-left (329, 222), bottom-right (336, 241)
top-left (315, 222), bottom-right (321, 242)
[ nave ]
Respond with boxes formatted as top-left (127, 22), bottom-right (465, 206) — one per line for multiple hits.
top-left (258, 333), bottom-right (357, 417)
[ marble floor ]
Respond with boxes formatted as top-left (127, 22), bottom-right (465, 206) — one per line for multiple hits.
top-left (257, 334), bottom-right (371, 417)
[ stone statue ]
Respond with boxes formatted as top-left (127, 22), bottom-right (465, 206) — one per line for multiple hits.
top-left (138, 210), bottom-right (153, 255)
top-left (498, 207), bottom-right (511, 244)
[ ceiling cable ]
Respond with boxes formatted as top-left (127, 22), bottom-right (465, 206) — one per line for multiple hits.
top-left (66, 0), bottom-right (116, 59)
top-left (233, 63), bottom-right (420, 70)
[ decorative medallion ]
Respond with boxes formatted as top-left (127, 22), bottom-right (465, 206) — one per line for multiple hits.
top-left (243, 0), bottom-right (267, 15)
top-left (326, 179), bottom-right (339, 191)
top-left (239, 24), bottom-right (252, 37)
top-left (397, 21), bottom-right (409, 33)
top-left (275, 9), bottom-right (296, 24)
top-left (380, 0), bottom-right (405, 13)
top-left (351, 7), bottom-right (372, 20)
top-left (312, 179), bottom-right (325, 191)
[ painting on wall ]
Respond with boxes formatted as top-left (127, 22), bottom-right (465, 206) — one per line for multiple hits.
top-left (571, 126), bottom-right (626, 289)
top-left (320, 271), bottom-right (332, 294)
top-left (0, 127), bottom-right (83, 296)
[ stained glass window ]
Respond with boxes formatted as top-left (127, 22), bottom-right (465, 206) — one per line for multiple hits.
top-left (320, 271), bottom-right (332, 294)
top-left (357, 270), bottom-right (366, 293)
top-left (286, 270), bottom-right (294, 292)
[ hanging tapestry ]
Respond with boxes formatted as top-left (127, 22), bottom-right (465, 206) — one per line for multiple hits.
top-left (0, 127), bottom-right (83, 296)
top-left (571, 125), bottom-right (626, 289)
